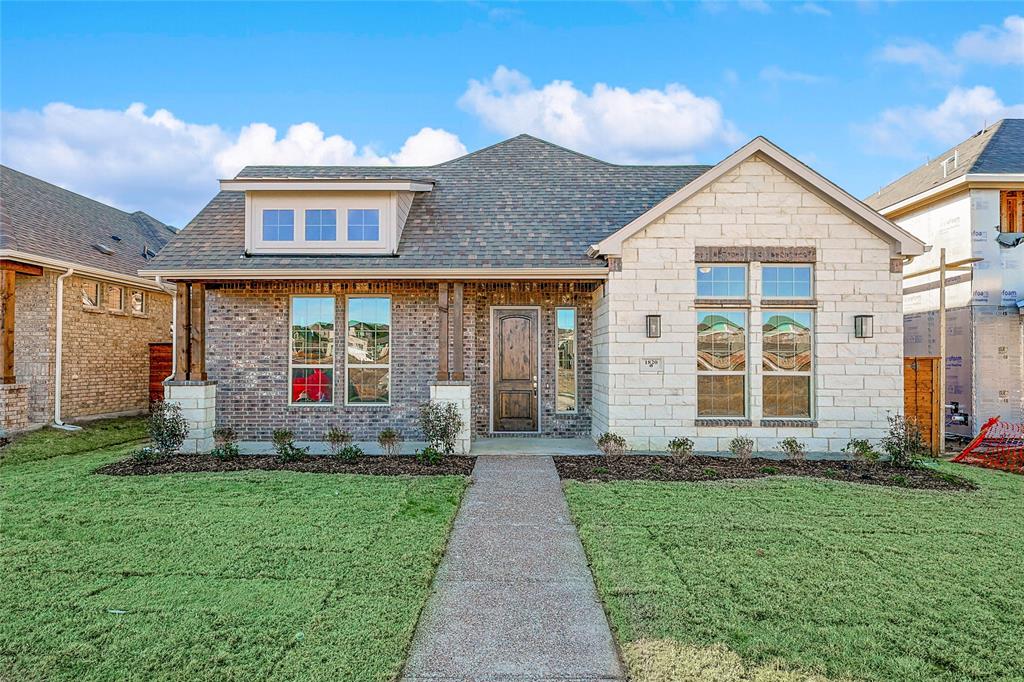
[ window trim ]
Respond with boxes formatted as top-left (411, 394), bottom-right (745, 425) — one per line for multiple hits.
top-left (346, 208), bottom-right (381, 242)
top-left (554, 306), bottom-right (578, 415)
top-left (247, 192), bottom-right (394, 254)
top-left (761, 264), bottom-right (814, 300)
top-left (344, 294), bottom-right (392, 407)
top-left (761, 309), bottom-right (815, 420)
top-left (81, 279), bottom-right (101, 309)
top-left (105, 284), bottom-right (125, 313)
top-left (1000, 190), bottom-right (1023, 234)
top-left (261, 208), bottom-right (296, 242)
top-left (288, 294), bottom-right (336, 407)
top-left (696, 263), bottom-right (748, 300)
top-left (129, 289), bottom-right (146, 315)
top-left (304, 208), bottom-right (338, 242)
top-left (696, 308), bottom-right (749, 419)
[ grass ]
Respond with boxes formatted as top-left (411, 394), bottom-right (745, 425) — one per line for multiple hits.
top-left (564, 464), bottom-right (1024, 682)
top-left (0, 442), bottom-right (467, 681)
top-left (0, 416), bottom-right (148, 467)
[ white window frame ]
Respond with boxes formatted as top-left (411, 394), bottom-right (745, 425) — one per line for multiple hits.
top-left (344, 294), bottom-right (392, 407)
top-left (106, 284), bottom-right (125, 313)
top-left (304, 208), bottom-right (338, 242)
top-left (129, 289), bottom-right (146, 315)
top-left (554, 306), bottom-right (578, 414)
top-left (289, 295), bottom-right (336, 407)
top-left (261, 208), bottom-right (296, 242)
top-left (761, 310), bottom-right (815, 419)
top-left (696, 263), bottom-right (748, 299)
top-left (696, 308), bottom-right (749, 419)
top-left (761, 264), bottom-right (814, 300)
top-left (81, 279), bottom-right (101, 309)
top-left (247, 191), bottom-right (395, 254)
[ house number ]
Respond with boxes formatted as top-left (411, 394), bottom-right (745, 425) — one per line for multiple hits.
top-left (640, 357), bottom-right (664, 374)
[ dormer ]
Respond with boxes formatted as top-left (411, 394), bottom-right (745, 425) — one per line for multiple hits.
top-left (221, 177), bottom-right (434, 256)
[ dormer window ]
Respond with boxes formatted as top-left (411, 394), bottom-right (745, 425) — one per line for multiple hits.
top-left (305, 209), bottom-right (337, 241)
top-left (347, 209), bottom-right (380, 242)
top-left (262, 209), bottom-right (294, 241)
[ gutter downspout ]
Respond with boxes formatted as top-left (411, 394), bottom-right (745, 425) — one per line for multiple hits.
top-left (53, 267), bottom-right (81, 430)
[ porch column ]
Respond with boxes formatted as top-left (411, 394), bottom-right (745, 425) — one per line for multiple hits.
top-left (437, 282), bottom-right (449, 380)
top-left (451, 282), bottom-right (465, 381)
top-left (1, 269), bottom-right (14, 384)
top-left (189, 282), bottom-right (207, 381)
top-left (173, 282), bottom-right (190, 381)
top-left (165, 281), bottom-right (215, 454)
top-left (430, 281), bottom-right (470, 454)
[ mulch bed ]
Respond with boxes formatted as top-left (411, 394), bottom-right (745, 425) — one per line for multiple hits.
top-left (553, 455), bottom-right (976, 492)
top-left (96, 454), bottom-right (476, 477)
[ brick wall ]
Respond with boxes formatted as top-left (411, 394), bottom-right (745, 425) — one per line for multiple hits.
top-left (13, 271), bottom-right (56, 423)
top-left (594, 153), bottom-right (906, 452)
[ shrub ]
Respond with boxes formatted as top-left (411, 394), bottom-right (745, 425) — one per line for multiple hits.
top-left (667, 436), bottom-right (694, 464)
top-left (729, 436), bottom-right (755, 463)
top-left (759, 465), bottom-right (780, 475)
top-left (335, 444), bottom-right (364, 463)
top-left (592, 465), bottom-right (610, 475)
top-left (211, 427), bottom-right (239, 460)
top-left (702, 467), bottom-right (718, 478)
top-left (843, 437), bottom-right (880, 463)
top-left (131, 446), bottom-right (160, 462)
top-left (597, 432), bottom-right (627, 462)
top-left (415, 446), bottom-right (443, 466)
top-left (419, 402), bottom-right (464, 456)
top-left (778, 437), bottom-right (806, 462)
top-left (272, 428), bottom-right (307, 463)
top-left (147, 401), bottom-right (190, 458)
top-left (377, 428), bottom-right (403, 457)
top-left (324, 427), bottom-right (353, 458)
top-left (881, 414), bottom-right (928, 468)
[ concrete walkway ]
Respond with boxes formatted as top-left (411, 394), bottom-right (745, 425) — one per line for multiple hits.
top-left (401, 455), bottom-right (624, 681)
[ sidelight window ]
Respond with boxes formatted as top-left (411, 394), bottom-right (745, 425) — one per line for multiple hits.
top-left (555, 308), bottom-right (577, 413)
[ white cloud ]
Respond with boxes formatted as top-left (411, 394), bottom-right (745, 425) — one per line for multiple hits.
top-left (862, 86), bottom-right (1024, 157)
top-left (875, 39), bottom-right (963, 79)
top-left (0, 103), bottom-right (466, 225)
top-left (793, 2), bottom-right (830, 16)
top-left (738, 0), bottom-right (772, 13)
top-left (956, 15), bottom-right (1024, 65)
top-left (458, 66), bottom-right (741, 163)
top-left (759, 66), bottom-right (827, 85)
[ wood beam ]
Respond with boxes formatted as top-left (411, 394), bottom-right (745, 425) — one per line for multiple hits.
top-left (437, 282), bottom-right (449, 381)
top-left (451, 282), bottom-right (464, 381)
top-left (0, 260), bottom-right (43, 277)
top-left (174, 282), bottom-right (190, 381)
top-left (0, 270), bottom-right (15, 383)
top-left (189, 283), bottom-right (207, 381)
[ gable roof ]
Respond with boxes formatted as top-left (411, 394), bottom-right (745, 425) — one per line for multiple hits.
top-left (593, 136), bottom-right (926, 257)
top-left (0, 165), bottom-right (176, 279)
top-left (145, 134), bottom-right (710, 276)
top-left (864, 119), bottom-right (1024, 212)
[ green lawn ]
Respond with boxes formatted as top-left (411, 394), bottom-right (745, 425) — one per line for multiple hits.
top-left (0, 416), bottom-right (148, 467)
top-left (565, 465), bottom-right (1024, 682)
top-left (1, 444), bottom-right (467, 681)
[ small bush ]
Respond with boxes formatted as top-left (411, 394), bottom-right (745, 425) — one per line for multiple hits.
top-left (377, 428), bottom-right (403, 457)
top-left (667, 436), bottom-right (694, 464)
top-left (729, 436), bottom-right (754, 463)
top-left (843, 438), bottom-right (880, 463)
top-left (703, 467), bottom-right (718, 478)
top-left (881, 414), bottom-right (929, 468)
top-left (825, 468), bottom-right (840, 479)
top-left (778, 437), bottom-right (806, 462)
top-left (131, 445), bottom-right (160, 462)
top-left (272, 429), bottom-right (307, 463)
top-left (416, 446), bottom-right (443, 466)
top-left (211, 427), bottom-right (239, 460)
top-left (419, 402), bottom-right (464, 456)
top-left (759, 465), bottom-right (780, 475)
top-left (650, 464), bottom-right (664, 476)
top-left (324, 427), bottom-right (353, 458)
top-left (597, 432), bottom-right (627, 462)
top-left (592, 465), bottom-right (610, 475)
top-left (892, 473), bottom-right (908, 486)
top-left (147, 401), bottom-right (190, 458)
top-left (335, 444), bottom-right (364, 463)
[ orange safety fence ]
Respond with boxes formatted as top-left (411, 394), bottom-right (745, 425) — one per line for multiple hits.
top-left (952, 416), bottom-right (1024, 474)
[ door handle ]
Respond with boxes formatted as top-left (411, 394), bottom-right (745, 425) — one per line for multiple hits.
top-left (532, 375), bottom-right (538, 393)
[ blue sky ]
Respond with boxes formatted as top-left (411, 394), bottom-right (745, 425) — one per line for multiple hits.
top-left (2, 1), bottom-right (1022, 225)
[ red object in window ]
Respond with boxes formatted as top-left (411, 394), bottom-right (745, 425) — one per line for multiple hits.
top-left (292, 368), bottom-right (332, 403)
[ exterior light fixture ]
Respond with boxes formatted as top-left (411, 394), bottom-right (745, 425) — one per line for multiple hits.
top-left (646, 314), bottom-right (662, 338)
top-left (854, 315), bottom-right (874, 339)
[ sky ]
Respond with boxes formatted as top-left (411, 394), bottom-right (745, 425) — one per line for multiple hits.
top-left (2, 1), bottom-right (1022, 226)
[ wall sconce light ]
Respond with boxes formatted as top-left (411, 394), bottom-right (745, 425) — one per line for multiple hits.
top-left (854, 315), bottom-right (874, 339)
top-left (646, 314), bottom-right (662, 338)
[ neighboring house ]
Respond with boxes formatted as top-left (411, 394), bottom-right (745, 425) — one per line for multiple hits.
top-left (865, 119), bottom-right (1024, 437)
top-left (0, 166), bottom-right (176, 431)
top-left (143, 135), bottom-right (924, 454)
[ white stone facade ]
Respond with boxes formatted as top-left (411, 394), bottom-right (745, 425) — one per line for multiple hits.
top-left (592, 154), bottom-right (905, 453)
top-left (430, 381), bottom-right (472, 454)
top-left (164, 381), bottom-right (216, 454)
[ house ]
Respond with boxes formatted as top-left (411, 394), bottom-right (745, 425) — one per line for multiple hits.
top-left (142, 134), bottom-right (925, 454)
top-left (0, 166), bottom-right (176, 431)
top-left (865, 119), bottom-right (1024, 437)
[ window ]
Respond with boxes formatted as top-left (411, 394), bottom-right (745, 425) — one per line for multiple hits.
top-left (346, 296), bottom-right (390, 404)
top-left (697, 311), bottom-right (747, 417)
top-left (305, 209), bottom-right (337, 241)
top-left (290, 297), bottom-right (335, 404)
top-left (130, 290), bottom-right (146, 314)
top-left (262, 209), bottom-right (294, 241)
top-left (347, 209), bottom-right (380, 242)
top-left (1001, 191), bottom-right (1023, 233)
top-left (81, 280), bottom-right (100, 308)
top-left (106, 285), bottom-right (124, 312)
top-left (762, 311), bottom-right (813, 418)
top-left (697, 265), bottom-right (746, 298)
top-left (763, 265), bottom-right (813, 298)
top-left (556, 308), bottom-right (577, 413)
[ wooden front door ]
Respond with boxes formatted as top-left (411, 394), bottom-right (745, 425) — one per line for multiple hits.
top-left (492, 308), bottom-right (539, 432)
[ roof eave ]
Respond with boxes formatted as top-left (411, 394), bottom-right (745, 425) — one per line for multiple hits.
top-left (138, 266), bottom-right (610, 281)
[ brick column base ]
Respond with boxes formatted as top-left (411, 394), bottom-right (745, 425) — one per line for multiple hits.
top-left (430, 381), bottom-right (472, 455)
top-left (0, 383), bottom-right (29, 432)
top-left (163, 380), bottom-right (216, 454)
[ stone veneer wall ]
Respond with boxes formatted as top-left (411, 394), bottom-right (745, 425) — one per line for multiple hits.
top-left (593, 153), bottom-right (905, 452)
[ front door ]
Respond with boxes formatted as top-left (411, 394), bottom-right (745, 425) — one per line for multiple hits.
top-left (492, 308), bottom-right (539, 432)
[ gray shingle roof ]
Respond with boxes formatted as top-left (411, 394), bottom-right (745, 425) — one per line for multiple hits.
top-left (147, 134), bottom-right (711, 272)
top-left (0, 165), bottom-right (175, 277)
top-left (864, 119), bottom-right (1024, 210)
